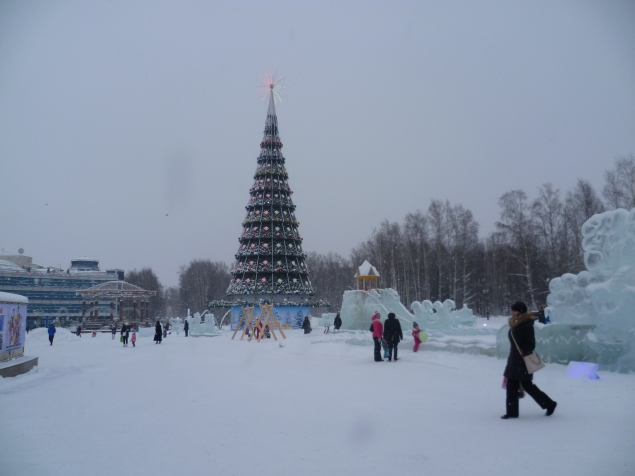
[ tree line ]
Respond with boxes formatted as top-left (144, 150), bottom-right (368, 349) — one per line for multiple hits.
top-left (129, 155), bottom-right (634, 318)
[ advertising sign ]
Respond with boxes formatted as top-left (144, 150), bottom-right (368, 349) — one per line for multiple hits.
top-left (0, 304), bottom-right (27, 352)
top-left (230, 304), bottom-right (310, 331)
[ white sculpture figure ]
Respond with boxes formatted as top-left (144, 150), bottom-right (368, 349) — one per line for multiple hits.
top-left (454, 306), bottom-right (476, 326)
top-left (169, 317), bottom-right (183, 335)
top-left (546, 208), bottom-right (635, 372)
top-left (188, 310), bottom-right (220, 336)
top-left (201, 312), bottom-right (219, 335)
top-left (433, 299), bottom-right (455, 319)
top-left (192, 312), bottom-right (202, 335)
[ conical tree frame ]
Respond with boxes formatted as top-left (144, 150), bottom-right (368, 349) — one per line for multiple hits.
top-left (226, 95), bottom-right (314, 298)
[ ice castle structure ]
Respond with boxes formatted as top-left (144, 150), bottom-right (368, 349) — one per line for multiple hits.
top-left (340, 288), bottom-right (477, 332)
top-left (340, 288), bottom-right (415, 330)
top-left (544, 208), bottom-right (635, 372)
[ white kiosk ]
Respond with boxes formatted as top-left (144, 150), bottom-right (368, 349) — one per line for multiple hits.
top-left (0, 292), bottom-right (38, 378)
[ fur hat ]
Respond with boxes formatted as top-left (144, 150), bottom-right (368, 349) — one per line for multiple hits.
top-left (511, 301), bottom-right (527, 314)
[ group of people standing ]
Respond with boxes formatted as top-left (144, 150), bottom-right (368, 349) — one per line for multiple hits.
top-left (120, 322), bottom-right (136, 347)
top-left (370, 311), bottom-right (403, 361)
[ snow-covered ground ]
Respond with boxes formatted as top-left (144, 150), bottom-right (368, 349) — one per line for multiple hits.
top-left (1, 325), bottom-right (634, 476)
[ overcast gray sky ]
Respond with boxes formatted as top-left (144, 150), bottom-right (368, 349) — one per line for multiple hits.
top-left (1, 0), bottom-right (634, 287)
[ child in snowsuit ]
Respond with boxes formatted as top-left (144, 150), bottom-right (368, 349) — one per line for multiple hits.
top-left (131, 332), bottom-right (137, 347)
top-left (412, 322), bottom-right (422, 352)
top-left (382, 338), bottom-right (390, 359)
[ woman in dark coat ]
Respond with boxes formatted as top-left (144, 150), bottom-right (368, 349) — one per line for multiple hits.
top-left (333, 313), bottom-right (342, 330)
top-left (383, 312), bottom-right (403, 361)
top-left (121, 322), bottom-right (130, 347)
top-left (154, 321), bottom-right (162, 344)
top-left (502, 301), bottom-right (557, 419)
top-left (302, 316), bottom-right (311, 334)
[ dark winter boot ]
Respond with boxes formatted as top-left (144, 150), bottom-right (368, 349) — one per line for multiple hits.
top-left (546, 402), bottom-right (557, 416)
top-left (501, 415), bottom-right (518, 419)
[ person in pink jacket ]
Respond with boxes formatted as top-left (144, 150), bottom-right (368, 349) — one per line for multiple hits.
top-left (369, 312), bottom-right (384, 362)
top-left (412, 322), bottom-right (421, 352)
top-left (131, 331), bottom-right (137, 347)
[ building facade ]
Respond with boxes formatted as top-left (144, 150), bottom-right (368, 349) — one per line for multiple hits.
top-left (0, 256), bottom-right (122, 328)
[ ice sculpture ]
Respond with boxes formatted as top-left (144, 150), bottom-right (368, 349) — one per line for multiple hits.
top-left (340, 288), bottom-right (414, 330)
top-left (545, 208), bottom-right (635, 372)
top-left (169, 317), bottom-right (184, 335)
top-left (188, 311), bottom-right (220, 337)
top-left (410, 299), bottom-right (476, 330)
top-left (321, 313), bottom-right (336, 328)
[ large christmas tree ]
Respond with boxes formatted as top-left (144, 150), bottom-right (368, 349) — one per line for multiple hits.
top-left (226, 86), bottom-right (314, 299)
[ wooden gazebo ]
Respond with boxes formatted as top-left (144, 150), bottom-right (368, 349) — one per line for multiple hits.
top-left (354, 260), bottom-right (380, 290)
top-left (76, 281), bottom-right (156, 322)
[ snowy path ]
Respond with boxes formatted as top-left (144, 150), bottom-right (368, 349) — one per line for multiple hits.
top-left (1, 327), bottom-right (634, 476)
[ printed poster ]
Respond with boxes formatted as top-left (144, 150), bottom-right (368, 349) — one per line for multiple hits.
top-left (0, 304), bottom-right (26, 352)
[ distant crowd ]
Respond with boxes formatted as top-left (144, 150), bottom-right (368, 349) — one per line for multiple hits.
top-left (42, 300), bottom-right (557, 420)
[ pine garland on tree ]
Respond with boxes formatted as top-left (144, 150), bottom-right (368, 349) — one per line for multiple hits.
top-left (226, 90), bottom-right (314, 298)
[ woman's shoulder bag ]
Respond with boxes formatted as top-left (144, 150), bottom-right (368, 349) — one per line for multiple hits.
top-left (511, 328), bottom-right (545, 374)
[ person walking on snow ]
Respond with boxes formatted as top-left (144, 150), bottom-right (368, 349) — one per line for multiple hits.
top-left (131, 331), bottom-right (137, 347)
top-left (111, 324), bottom-right (116, 340)
top-left (333, 312), bottom-right (342, 331)
top-left (302, 316), bottom-right (312, 334)
top-left (383, 312), bottom-right (403, 361)
top-left (369, 312), bottom-right (384, 361)
top-left (412, 322), bottom-right (422, 352)
top-left (502, 301), bottom-right (557, 419)
top-left (154, 321), bottom-right (162, 344)
top-left (48, 323), bottom-right (56, 345)
top-left (184, 319), bottom-right (189, 337)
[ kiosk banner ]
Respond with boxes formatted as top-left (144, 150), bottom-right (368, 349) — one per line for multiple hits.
top-left (0, 304), bottom-right (27, 352)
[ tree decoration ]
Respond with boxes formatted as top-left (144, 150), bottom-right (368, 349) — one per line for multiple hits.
top-left (226, 72), bottom-right (314, 297)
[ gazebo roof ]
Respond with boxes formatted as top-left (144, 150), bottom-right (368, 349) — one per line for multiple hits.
top-left (354, 260), bottom-right (380, 278)
top-left (76, 280), bottom-right (156, 299)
